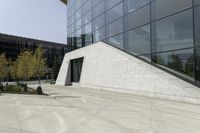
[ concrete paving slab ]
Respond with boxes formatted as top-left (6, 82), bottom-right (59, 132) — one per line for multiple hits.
top-left (0, 85), bottom-right (200, 133)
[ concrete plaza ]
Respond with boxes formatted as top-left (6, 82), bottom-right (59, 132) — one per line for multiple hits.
top-left (0, 85), bottom-right (200, 133)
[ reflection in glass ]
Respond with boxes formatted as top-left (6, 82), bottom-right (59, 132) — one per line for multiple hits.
top-left (94, 14), bottom-right (105, 30)
top-left (108, 33), bottom-right (124, 49)
top-left (94, 27), bottom-right (105, 42)
top-left (127, 25), bottom-right (150, 55)
top-left (154, 48), bottom-right (194, 80)
top-left (94, 1), bottom-right (105, 18)
top-left (109, 0), bottom-right (122, 8)
top-left (108, 2), bottom-right (123, 23)
top-left (93, 0), bottom-right (103, 6)
top-left (127, 0), bottom-right (149, 13)
top-left (85, 22), bottom-right (92, 34)
top-left (82, 0), bottom-right (91, 14)
top-left (127, 5), bottom-right (150, 30)
top-left (85, 34), bottom-right (93, 46)
top-left (151, 0), bottom-right (192, 20)
top-left (196, 48), bottom-right (200, 82)
top-left (108, 18), bottom-right (124, 37)
top-left (155, 10), bottom-right (193, 52)
top-left (194, 6), bottom-right (200, 46)
top-left (82, 12), bottom-right (92, 26)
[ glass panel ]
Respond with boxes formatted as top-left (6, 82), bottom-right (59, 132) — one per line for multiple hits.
top-left (76, 36), bottom-right (82, 48)
top-left (94, 1), bottom-right (105, 18)
top-left (85, 34), bottom-right (93, 45)
top-left (82, 11), bottom-right (92, 25)
top-left (74, 9), bottom-right (81, 22)
top-left (127, 5), bottom-right (150, 30)
top-left (93, 0), bottom-right (103, 6)
top-left (196, 47), bottom-right (200, 82)
top-left (94, 14), bottom-right (105, 30)
top-left (194, 0), bottom-right (200, 5)
top-left (154, 48), bottom-right (195, 80)
top-left (85, 22), bottom-right (92, 34)
top-left (154, 10), bottom-right (193, 53)
top-left (93, 27), bottom-right (105, 42)
top-left (108, 0), bottom-right (122, 8)
top-left (108, 18), bottom-right (124, 37)
top-left (82, 0), bottom-right (91, 14)
top-left (127, 0), bottom-right (149, 13)
top-left (127, 25), bottom-right (151, 55)
top-left (82, 0), bottom-right (88, 5)
top-left (108, 2), bottom-right (123, 23)
top-left (108, 33), bottom-right (124, 49)
top-left (73, 0), bottom-right (81, 11)
top-left (151, 0), bottom-right (192, 20)
top-left (194, 6), bottom-right (200, 46)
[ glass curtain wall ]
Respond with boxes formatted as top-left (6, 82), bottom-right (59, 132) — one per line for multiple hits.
top-left (0, 34), bottom-right (67, 67)
top-left (67, 0), bottom-right (200, 85)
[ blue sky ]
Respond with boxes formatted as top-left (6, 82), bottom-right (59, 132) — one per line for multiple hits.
top-left (0, 0), bottom-right (67, 44)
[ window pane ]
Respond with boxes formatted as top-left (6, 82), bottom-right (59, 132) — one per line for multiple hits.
top-left (77, 38), bottom-right (82, 48)
top-left (127, 0), bottom-right (149, 13)
top-left (94, 1), bottom-right (105, 18)
top-left (196, 47), bottom-right (200, 82)
top-left (93, 27), bottom-right (105, 42)
top-left (85, 22), bottom-right (92, 34)
top-left (108, 2), bottom-right (123, 23)
top-left (194, 0), bottom-right (200, 5)
top-left (94, 14), bottom-right (105, 30)
top-left (127, 25), bottom-right (150, 55)
top-left (108, 33), bottom-right (124, 49)
top-left (127, 5), bottom-right (150, 30)
top-left (108, 0), bottom-right (122, 8)
top-left (85, 34), bottom-right (93, 45)
top-left (82, 0), bottom-right (88, 4)
top-left (108, 18), bottom-right (124, 37)
top-left (76, 18), bottom-right (82, 30)
top-left (82, 12), bottom-right (92, 25)
top-left (74, 9), bottom-right (81, 22)
top-left (194, 6), bottom-right (200, 46)
top-left (154, 10), bottom-right (193, 53)
top-left (154, 48), bottom-right (195, 80)
top-left (73, 0), bottom-right (81, 11)
top-left (93, 0), bottom-right (103, 6)
top-left (82, 0), bottom-right (91, 14)
top-left (151, 0), bottom-right (192, 20)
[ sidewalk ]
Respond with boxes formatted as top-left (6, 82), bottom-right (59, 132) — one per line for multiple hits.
top-left (0, 85), bottom-right (200, 133)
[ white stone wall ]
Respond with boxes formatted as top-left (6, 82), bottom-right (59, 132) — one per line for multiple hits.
top-left (56, 42), bottom-right (200, 103)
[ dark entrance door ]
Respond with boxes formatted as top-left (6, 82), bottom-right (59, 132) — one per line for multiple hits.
top-left (71, 57), bottom-right (84, 82)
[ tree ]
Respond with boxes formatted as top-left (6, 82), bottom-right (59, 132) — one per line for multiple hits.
top-left (6, 58), bottom-right (11, 86)
top-left (17, 51), bottom-right (34, 92)
top-left (9, 61), bottom-right (18, 83)
top-left (168, 54), bottom-right (184, 73)
top-left (32, 47), bottom-right (47, 94)
top-left (185, 55), bottom-right (194, 77)
top-left (52, 55), bottom-right (60, 80)
top-left (0, 54), bottom-right (8, 90)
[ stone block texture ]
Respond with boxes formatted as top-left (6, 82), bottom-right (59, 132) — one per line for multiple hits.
top-left (56, 42), bottom-right (200, 103)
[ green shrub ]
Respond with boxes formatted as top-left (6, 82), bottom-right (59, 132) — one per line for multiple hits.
top-left (4, 85), bottom-right (21, 92)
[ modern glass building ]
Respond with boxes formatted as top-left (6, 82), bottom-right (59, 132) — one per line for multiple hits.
top-left (65, 0), bottom-right (200, 86)
top-left (0, 33), bottom-right (68, 71)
